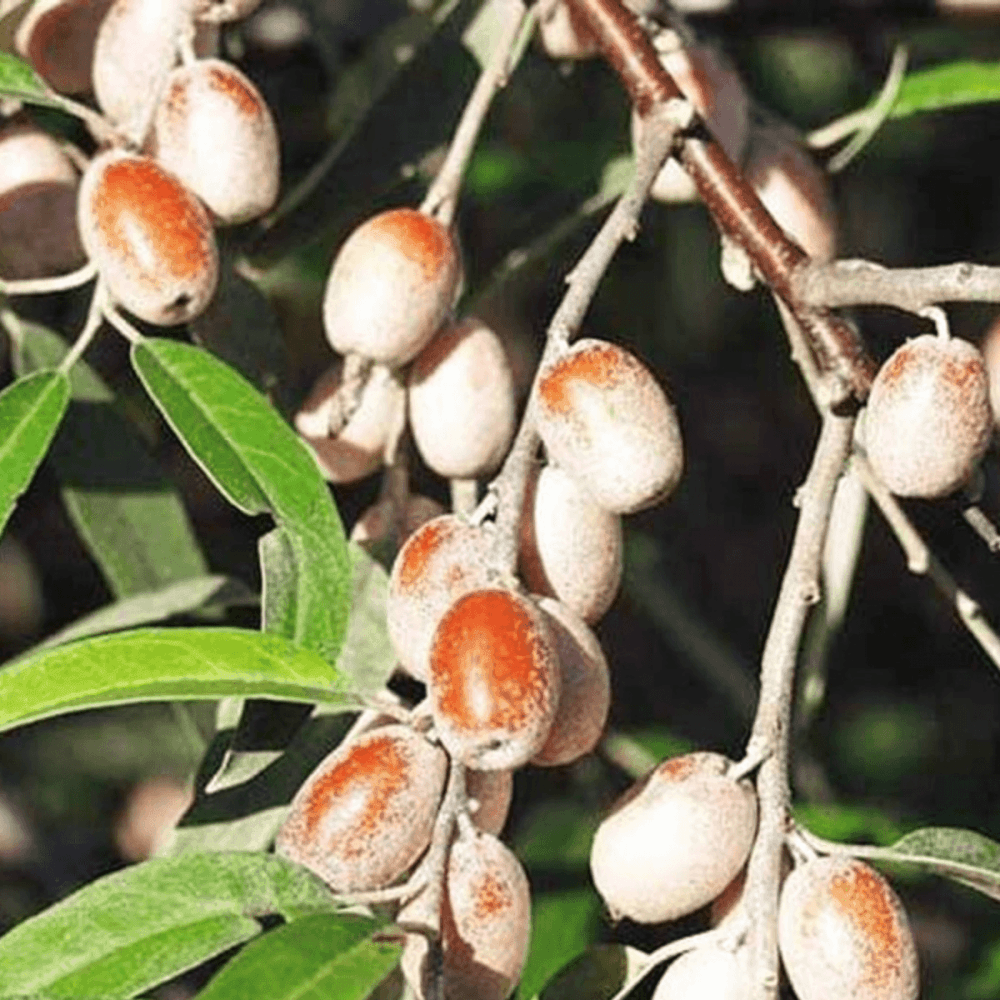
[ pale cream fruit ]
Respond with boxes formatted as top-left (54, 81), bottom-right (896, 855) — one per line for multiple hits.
top-left (77, 150), bottom-right (219, 325)
top-left (276, 724), bottom-right (447, 892)
top-left (400, 827), bottom-right (531, 1000)
top-left (0, 119), bottom-right (85, 280)
top-left (980, 314), bottom-right (1000, 426)
top-left (536, 339), bottom-right (683, 514)
top-left (149, 58), bottom-right (279, 225)
top-left (16, 0), bottom-right (115, 94)
top-left (519, 462), bottom-right (622, 624)
top-left (531, 596), bottom-right (609, 767)
top-left (778, 856), bottom-right (919, 1000)
top-left (536, 0), bottom-right (599, 60)
top-left (589, 752), bottom-right (757, 923)
top-left (633, 39), bottom-right (750, 205)
top-left (429, 588), bottom-right (561, 771)
top-left (746, 122), bottom-right (837, 263)
top-left (864, 334), bottom-right (992, 498)
top-left (92, 0), bottom-right (202, 143)
top-left (408, 316), bottom-right (516, 479)
top-left (466, 768), bottom-right (514, 836)
top-left (294, 363), bottom-right (406, 484)
top-left (194, 0), bottom-right (264, 22)
top-left (350, 494), bottom-right (445, 552)
top-left (652, 945), bottom-right (750, 1000)
top-left (323, 207), bottom-right (462, 367)
top-left (386, 514), bottom-right (493, 682)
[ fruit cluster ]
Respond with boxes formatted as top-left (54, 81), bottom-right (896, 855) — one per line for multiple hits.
top-left (7, 0), bottom-right (279, 325)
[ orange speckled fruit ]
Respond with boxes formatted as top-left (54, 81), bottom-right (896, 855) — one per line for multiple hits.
top-left (864, 334), bottom-right (991, 498)
top-left (778, 856), bottom-right (919, 1000)
top-left (400, 826), bottom-right (531, 1000)
top-left (536, 338), bottom-right (683, 514)
top-left (150, 58), bottom-right (279, 225)
top-left (323, 207), bottom-right (461, 366)
top-left (78, 150), bottom-right (218, 325)
top-left (386, 514), bottom-right (492, 682)
top-left (429, 589), bottom-right (561, 770)
top-left (275, 724), bottom-right (447, 892)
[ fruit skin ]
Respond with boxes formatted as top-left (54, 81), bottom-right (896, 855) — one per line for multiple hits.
top-left (408, 316), bottom-right (516, 479)
top-left (429, 588), bottom-right (561, 771)
top-left (77, 150), bottom-right (219, 325)
top-left (535, 338), bottom-right (683, 514)
top-left (864, 334), bottom-right (991, 498)
top-left (150, 58), bottom-right (280, 225)
top-left (519, 462), bottom-right (622, 624)
top-left (0, 119), bottom-right (85, 280)
top-left (589, 751), bottom-right (757, 924)
top-left (386, 514), bottom-right (493, 682)
top-left (275, 724), bottom-right (447, 893)
top-left (400, 826), bottom-right (531, 1000)
top-left (531, 596), bottom-right (610, 767)
top-left (466, 768), bottom-right (514, 836)
top-left (295, 362), bottom-right (406, 484)
top-left (652, 945), bottom-right (750, 1000)
top-left (323, 207), bottom-right (462, 367)
top-left (536, 0), bottom-right (599, 60)
top-left (778, 856), bottom-right (919, 1000)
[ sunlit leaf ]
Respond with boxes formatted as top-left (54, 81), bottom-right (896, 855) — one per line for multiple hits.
top-left (890, 61), bottom-right (1000, 119)
top-left (518, 890), bottom-right (601, 1000)
top-left (0, 51), bottom-right (60, 108)
top-left (881, 827), bottom-right (1000, 901)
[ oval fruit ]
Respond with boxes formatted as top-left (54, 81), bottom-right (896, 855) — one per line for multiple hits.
top-left (150, 58), bottom-right (280, 225)
top-left (589, 751), bottom-right (757, 923)
top-left (652, 945), bottom-right (749, 1000)
top-left (778, 856), bottom-right (919, 1000)
top-left (466, 768), bottom-right (514, 836)
top-left (386, 514), bottom-right (492, 682)
top-left (400, 826), bottom-right (531, 1000)
top-left (535, 338), bottom-right (683, 514)
top-left (323, 207), bottom-right (462, 367)
top-left (295, 362), bottom-right (406, 484)
top-left (429, 588), bottom-right (561, 770)
top-left (408, 316), bottom-right (516, 479)
top-left (531, 596), bottom-right (610, 767)
top-left (864, 334), bottom-right (991, 498)
top-left (536, 0), bottom-right (599, 60)
top-left (519, 462), bottom-right (622, 623)
top-left (77, 150), bottom-right (219, 325)
top-left (276, 724), bottom-right (447, 892)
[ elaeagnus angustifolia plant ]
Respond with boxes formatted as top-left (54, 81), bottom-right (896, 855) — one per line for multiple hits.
top-left (1, 2), bottom-right (998, 1000)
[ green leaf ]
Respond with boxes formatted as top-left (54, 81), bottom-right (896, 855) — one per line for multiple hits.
top-left (538, 944), bottom-right (637, 1000)
top-left (0, 852), bottom-right (338, 998)
top-left (0, 627), bottom-right (357, 736)
top-left (518, 890), bottom-right (601, 1000)
top-left (515, 803), bottom-right (600, 873)
top-left (32, 575), bottom-right (257, 651)
top-left (0, 370), bottom-right (69, 536)
top-left (890, 61), bottom-right (1000, 120)
top-left (881, 827), bottom-right (1000, 901)
top-left (337, 543), bottom-right (396, 693)
top-left (12, 317), bottom-right (209, 598)
top-left (0, 52), bottom-right (61, 108)
top-left (192, 912), bottom-right (400, 1000)
top-left (132, 339), bottom-right (350, 664)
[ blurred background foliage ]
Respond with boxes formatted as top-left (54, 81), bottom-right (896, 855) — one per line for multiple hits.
top-left (2, 1), bottom-right (1000, 997)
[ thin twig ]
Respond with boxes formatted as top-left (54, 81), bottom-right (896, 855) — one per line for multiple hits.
top-left (420, 0), bottom-right (533, 226)
top-left (0, 260), bottom-right (98, 298)
top-left (742, 411), bottom-right (855, 1000)
top-left (58, 282), bottom-right (107, 374)
top-left (606, 928), bottom-right (728, 1000)
top-left (328, 353), bottom-right (375, 437)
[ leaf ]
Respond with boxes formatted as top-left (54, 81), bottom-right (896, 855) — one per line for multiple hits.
top-left (0, 370), bottom-right (69, 536)
top-left (32, 575), bottom-right (258, 651)
top-left (518, 890), bottom-right (601, 1000)
top-left (515, 803), bottom-right (600, 873)
top-left (890, 61), bottom-right (1000, 120)
top-left (0, 852), bottom-right (338, 998)
top-left (538, 944), bottom-right (637, 1000)
top-left (192, 912), bottom-right (400, 1000)
top-left (880, 827), bottom-right (1000, 901)
top-left (0, 52), bottom-right (60, 108)
top-left (132, 339), bottom-right (350, 664)
top-left (12, 317), bottom-right (209, 598)
top-left (0, 627), bottom-right (357, 736)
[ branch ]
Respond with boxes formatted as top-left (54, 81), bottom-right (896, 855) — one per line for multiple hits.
top-left (793, 259), bottom-right (1000, 314)
top-left (742, 411), bottom-right (855, 1000)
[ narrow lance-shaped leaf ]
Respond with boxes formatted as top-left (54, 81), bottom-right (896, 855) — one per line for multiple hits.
top-left (0, 627), bottom-right (361, 736)
top-left (0, 852), bottom-right (339, 998)
top-left (890, 61), bottom-right (1000, 119)
top-left (879, 827), bottom-right (1000, 901)
top-left (0, 52), bottom-right (62, 108)
top-left (132, 339), bottom-right (350, 665)
top-left (192, 912), bottom-right (400, 1000)
top-left (0, 369), bottom-right (69, 536)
